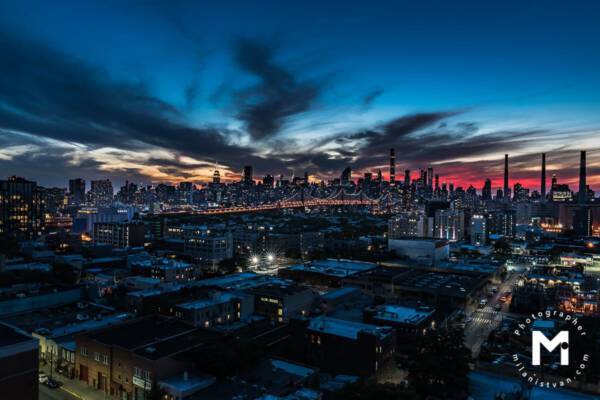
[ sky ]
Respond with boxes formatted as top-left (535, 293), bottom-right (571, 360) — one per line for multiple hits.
top-left (1, 0), bottom-right (600, 191)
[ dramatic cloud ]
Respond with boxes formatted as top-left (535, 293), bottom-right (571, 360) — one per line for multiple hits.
top-left (231, 39), bottom-right (323, 140)
top-left (0, 25), bottom-right (599, 190)
top-left (0, 27), bottom-right (293, 183)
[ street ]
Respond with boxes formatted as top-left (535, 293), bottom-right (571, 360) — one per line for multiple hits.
top-left (464, 272), bottom-right (520, 356)
top-left (39, 384), bottom-right (80, 400)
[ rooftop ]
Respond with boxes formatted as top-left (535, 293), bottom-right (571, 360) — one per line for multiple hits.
top-left (250, 282), bottom-right (313, 297)
top-left (191, 272), bottom-right (268, 290)
top-left (321, 286), bottom-right (360, 301)
top-left (85, 315), bottom-right (197, 350)
top-left (370, 304), bottom-right (434, 325)
top-left (177, 293), bottom-right (238, 310)
top-left (287, 259), bottom-right (377, 278)
top-left (0, 322), bottom-right (35, 347)
top-left (395, 268), bottom-right (487, 297)
top-left (132, 327), bottom-right (221, 360)
top-left (159, 372), bottom-right (216, 397)
top-left (307, 316), bottom-right (393, 340)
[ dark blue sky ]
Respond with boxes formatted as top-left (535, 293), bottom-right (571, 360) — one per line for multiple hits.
top-left (1, 0), bottom-right (599, 189)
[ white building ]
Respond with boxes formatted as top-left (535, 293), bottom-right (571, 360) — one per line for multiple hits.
top-left (434, 209), bottom-right (465, 241)
top-left (183, 225), bottom-right (233, 270)
top-left (388, 238), bottom-right (449, 265)
top-left (388, 212), bottom-right (431, 238)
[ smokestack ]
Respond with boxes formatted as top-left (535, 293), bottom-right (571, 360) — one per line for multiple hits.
top-left (541, 153), bottom-right (546, 200)
top-left (389, 148), bottom-right (395, 186)
top-left (579, 150), bottom-right (587, 204)
top-left (503, 154), bottom-right (509, 200)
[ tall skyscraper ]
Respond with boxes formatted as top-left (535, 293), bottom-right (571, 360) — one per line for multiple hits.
top-left (482, 178), bottom-right (492, 201)
top-left (404, 169), bottom-right (411, 187)
top-left (434, 174), bottom-right (440, 191)
top-left (90, 179), bottom-right (114, 207)
top-left (0, 176), bottom-right (45, 238)
top-left (389, 148), bottom-right (395, 186)
top-left (503, 154), bottom-right (509, 200)
top-left (212, 169), bottom-right (221, 184)
top-left (341, 167), bottom-right (352, 185)
top-left (578, 150), bottom-right (586, 204)
top-left (540, 153), bottom-right (546, 200)
top-left (69, 178), bottom-right (86, 205)
top-left (427, 166), bottom-right (433, 188)
top-left (242, 165), bottom-right (254, 184)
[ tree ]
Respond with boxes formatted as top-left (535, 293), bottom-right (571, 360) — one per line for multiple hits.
top-left (408, 327), bottom-right (472, 399)
top-left (492, 239), bottom-right (511, 254)
top-left (218, 255), bottom-right (243, 274)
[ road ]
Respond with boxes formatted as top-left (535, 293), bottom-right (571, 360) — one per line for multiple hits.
top-left (39, 384), bottom-right (80, 400)
top-left (464, 272), bottom-right (520, 357)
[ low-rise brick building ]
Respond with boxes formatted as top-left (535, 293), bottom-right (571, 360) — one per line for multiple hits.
top-left (75, 315), bottom-right (221, 400)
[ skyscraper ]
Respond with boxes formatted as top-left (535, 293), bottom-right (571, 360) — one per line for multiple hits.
top-left (212, 169), bottom-right (221, 184)
top-left (404, 169), bottom-right (410, 187)
top-left (389, 148), bottom-right (395, 186)
top-left (482, 178), bottom-right (492, 201)
top-left (427, 166), bottom-right (433, 188)
top-left (0, 176), bottom-right (45, 238)
top-left (90, 179), bottom-right (114, 207)
top-left (540, 153), bottom-right (546, 200)
top-left (69, 178), bottom-right (86, 205)
top-left (341, 167), bottom-right (352, 185)
top-left (503, 154), bottom-right (509, 200)
top-left (242, 165), bottom-right (254, 184)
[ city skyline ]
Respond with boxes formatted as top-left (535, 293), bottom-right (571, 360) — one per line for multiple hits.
top-left (1, 1), bottom-right (600, 189)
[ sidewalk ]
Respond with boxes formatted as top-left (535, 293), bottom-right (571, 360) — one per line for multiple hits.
top-left (40, 363), bottom-right (108, 400)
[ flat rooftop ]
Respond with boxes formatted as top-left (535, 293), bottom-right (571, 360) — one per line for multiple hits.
top-left (86, 315), bottom-right (196, 350)
top-left (287, 259), bottom-right (377, 278)
top-left (132, 328), bottom-right (221, 360)
top-left (371, 305), bottom-right (434, 325)
top-left (321, 286), bottom-right (360, 301)
top-left (250, 282), bottom-right (312, 297)
top-left (307, 316), bottom-right (393, 340)
top-left (0, 322), bottom-right (35, 347)
top-left (3, 302), bottom-right (126, 336)
top-left (191, 272), bottom-right (267, 290)
top-left (177, 293), bottom-right (237, 310)
top-left (396, 269), bottom-right (487, 297)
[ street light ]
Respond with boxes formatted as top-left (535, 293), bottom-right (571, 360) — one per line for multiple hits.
top-left (266, 253), bottom-right (275, 262)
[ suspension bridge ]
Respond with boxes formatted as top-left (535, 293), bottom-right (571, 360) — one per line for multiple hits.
top-left (162, 187), bottom-right (394, 216)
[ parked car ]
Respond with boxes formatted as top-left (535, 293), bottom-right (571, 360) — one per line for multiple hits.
top-left (38, 373), bottom-right (48, 384)
top-left (44, 378), bottom-right (61, 389)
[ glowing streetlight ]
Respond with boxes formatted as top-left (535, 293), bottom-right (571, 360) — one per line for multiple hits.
top-left (266, 253), bottom-right (275, 262)
top-left (251, 256), bottom-right (259, 265)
